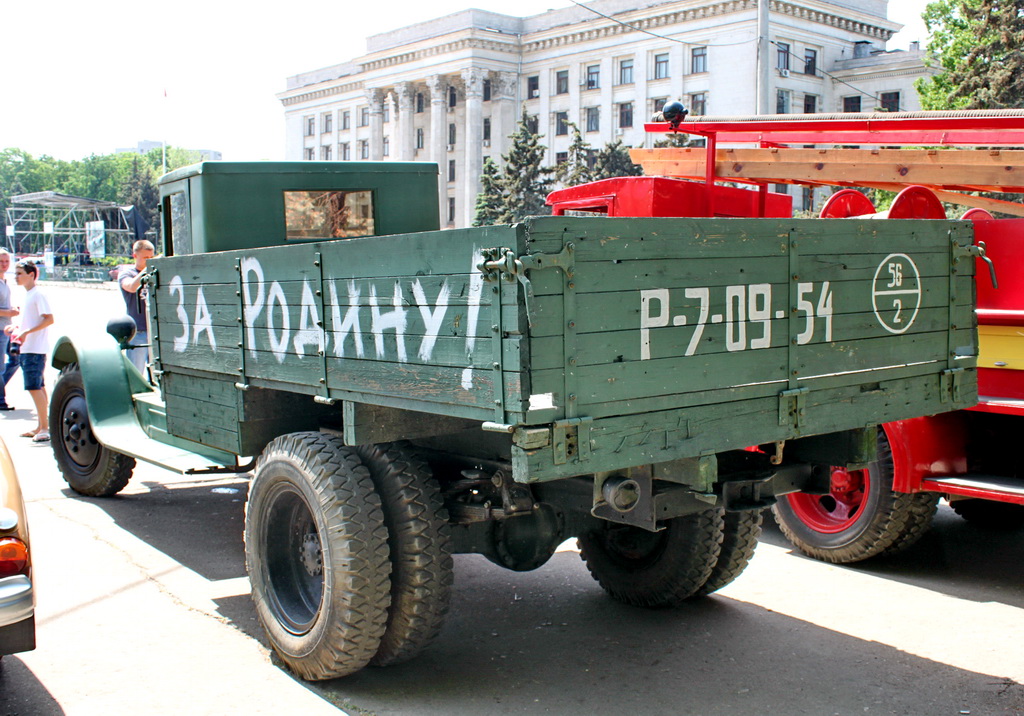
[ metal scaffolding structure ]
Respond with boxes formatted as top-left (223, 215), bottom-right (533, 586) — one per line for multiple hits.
top-left (4, 192), bottom-right (141, 262)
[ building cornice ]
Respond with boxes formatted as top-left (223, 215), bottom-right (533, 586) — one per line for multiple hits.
top-left (521, 0), bottom-right (893, 53)
top-left (279, 0), bottom-right (896, 106)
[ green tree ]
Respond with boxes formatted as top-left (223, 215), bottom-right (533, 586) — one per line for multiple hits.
top-left (496, 109), bottom-right (553, 222)
top-left (654, 132), bottom-right (693, 148)
top-left (592, 139), bottom-right (642, 180)
top-left (119, 157), bottom-right (161, 230)
top-left (473, 157), bottom-right (505, 227)
top-left (555, 122), bottom-right (594, 187)
top-left (917, 0), bottom-right (1024, 110)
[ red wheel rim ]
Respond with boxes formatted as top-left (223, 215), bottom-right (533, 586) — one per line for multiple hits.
top-left (819, 189), bottom-right (875, 218)
top-left (785, 467), bottom-right (868, 533)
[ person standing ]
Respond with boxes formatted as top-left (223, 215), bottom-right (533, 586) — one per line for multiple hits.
top-left (117, 239), bottom-right (155, 373)
top-left (9, 261), bottom-right (53, 442)
top-left (0, 251), bottom-right (20, 411)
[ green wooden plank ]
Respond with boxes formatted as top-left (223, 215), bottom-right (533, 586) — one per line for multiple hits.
top-left (160, 372), bottom-right (238, 407)
top-left (512, 370), bottom-right (976, 482)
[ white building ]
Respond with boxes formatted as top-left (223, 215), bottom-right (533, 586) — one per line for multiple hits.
top-left (278, 0), bottom-right (933, 227)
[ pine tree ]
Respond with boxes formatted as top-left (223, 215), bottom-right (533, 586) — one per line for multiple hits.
top-left (472, 157), bottom-right (505, 226)
top-left (497, 109), bottom-right (554, 222)
top-left (917, 0), bottom-right (1024, 110)
top-left (119, 157), bottom-right (161, 230)
top-left (654, 132), bottom-right (693, 148)
top-left (555, 122), bottom-right (594, 187)
top-left (592, 140), bottom-right (642, 180)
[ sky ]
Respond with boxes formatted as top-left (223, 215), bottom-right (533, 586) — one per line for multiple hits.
top-left (0, 0), bottom-right (932, 162)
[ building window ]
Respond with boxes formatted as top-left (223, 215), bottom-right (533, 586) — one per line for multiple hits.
top-left (618, 58), bottom-right (634, 85)
top-left (585, 64), bottom-right (600, 90)
top-left (586, 106), bottom-right (600, 132)
top-left (382, 137), bottom-right (389, 157)
top-left (691, 46), bottom-right (707, 74)
top-left (776, 89), bottom-right (791, 114)
top-left (619, 102), bottom-right (633, 128)
top-left (342, 111), bottom-right (351, 130)
top-left (527, 76), bottom-right (540, 99)
top-left (654, 53), bottom-right (670, 80)
top-left (777, 42), bottom-right (791, 70)
top-left (448, 86), bottom-right (457, 108)
top-left (802, 187), bottom-right (814, 213)
top-left (359, 140), bottom-right (369, 160)
top-left (690, 92), bottom-right (707, 116)
top-left (880, 91), bottom-right (901, 112)
top-left (359, 107), bottom-right (369, 127)
top-left (526, 114), bottom-right (539, 134)
top-left (322, 113), bottom-right (333, 134)
top-left (843, 96), bottom-right (862, 113)
top-left (555, 151), bottom-right (568, 166)
top-left (555, 70), bottom-right (569, 95)
top-left (483, 117), bottom-right (491, 142)
top-left (416, 93), bottom-right (425, 113)
top-left (483, 79), bottom-right (492, 101)
top-left (803, 94), bottom-right (818, 114)
top-left (448, 197), bottom-right (456, 224)
top-left (321, 145), bottom-right (332, 160)
top-left (382, 104), bottom-right (390, 123)
top-left (804, 49), bottom-right (818, 76)
top-left (303, 147), bottom-right (314, 160)
top-left (653, 97), bottom-right (668, 113)
top-left (415, 128), bottom-right (424, 149)
top-left (340, 142), bottom-right (350, 160)
top-left (448, 123), bottom-right (456, 145)
top-left (304, 116), bottom-right (315, 137)
top-left (555, 111), bottom-right (569, 135)
top-left (448, 159), bottom-right (456, 182)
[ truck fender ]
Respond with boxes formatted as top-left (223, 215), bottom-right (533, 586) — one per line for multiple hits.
top-left (884, 414), bottom-right (969, 494)
top-left (50, 335), bottom-right (154, 448)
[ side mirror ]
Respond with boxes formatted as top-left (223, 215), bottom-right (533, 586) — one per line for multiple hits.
top-left (106, 315), bottom-right (137, 350)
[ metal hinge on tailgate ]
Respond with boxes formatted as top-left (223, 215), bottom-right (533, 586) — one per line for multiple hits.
top-left (478, 243), bottom-right (575, 328)
top-left (941, 368), bottom-right (965, 405)
top-left (552, 417), bottom-right (592, 465)
top-left (779, 387), bottom-right (808, 428)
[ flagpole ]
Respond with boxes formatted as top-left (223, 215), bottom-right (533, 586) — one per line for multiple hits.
top-left (162, 88), bottom-right (168, 174)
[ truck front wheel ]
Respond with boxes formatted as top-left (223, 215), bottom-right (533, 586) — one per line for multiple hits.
top-left (354, 442), bottom-right (453, 667)
top-left (49, 366), bottom-right (136, 497)
top-left (246, 432), bottom-right (391, 681)
top-left (577, 508), bottom-right (723, 607)
top-left (772, 430), bottom-right (937, 563)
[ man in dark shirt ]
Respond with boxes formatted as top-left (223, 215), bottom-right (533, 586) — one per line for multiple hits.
top-left (117, 239), bottom-right (155, 374)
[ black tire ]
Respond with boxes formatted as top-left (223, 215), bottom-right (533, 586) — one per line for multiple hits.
top-left (246, 432), bottom-right (391, 681)
top-left (354, 443), bottom-right (453, 667)
top-left (950, 499), bottom-right (1024, 529)
top-left (772, 431), bottom-right (938, 564)
top-left (49, 366), bottom-right (136, 497)
top-left (695, 509), bottom-right (763, 596)
top-left (577, 508), bottom-right (724, 608)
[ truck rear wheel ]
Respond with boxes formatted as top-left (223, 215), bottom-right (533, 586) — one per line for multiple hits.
top-left (577, 508), bottom-right (723, 607)
top-left (950, 499), bottom-right (1024, 529)
top-left (49, 365), bottom-right (136, 497)
top-left (772, 431), bottom-right (937, 563)
top-left (695, 509), bottom-right (763, 596)
top-left (246, 432), bottom-right (391, 681)
top-left (354, 443), bottom-right (453, 667)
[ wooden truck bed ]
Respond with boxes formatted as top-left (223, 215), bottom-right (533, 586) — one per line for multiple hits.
top-left (147, 215), bottom-right (977, 483)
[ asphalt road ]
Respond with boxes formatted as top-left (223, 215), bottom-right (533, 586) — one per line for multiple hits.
top-left (1, 283), bottom-right (1023, 715)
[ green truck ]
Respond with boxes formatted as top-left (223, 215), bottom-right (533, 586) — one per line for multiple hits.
top-left (49, 162), bottom-right (978, 681)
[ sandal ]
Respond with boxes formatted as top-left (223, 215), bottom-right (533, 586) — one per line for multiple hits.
top-left (32, 431), bottom-right (50, 443)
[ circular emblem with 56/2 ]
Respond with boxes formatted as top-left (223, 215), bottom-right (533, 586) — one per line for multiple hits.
top-left (872, 253), bottom-right (921, 334)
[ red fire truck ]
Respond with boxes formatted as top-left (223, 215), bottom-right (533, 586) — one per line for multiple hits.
top-left (548, 108), bottom-right (1024, 563)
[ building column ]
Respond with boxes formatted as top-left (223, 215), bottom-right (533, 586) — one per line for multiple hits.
top-left (366, 88), bottom-right (385, 161)
top-left (394, 82), bottom-right (416, 161)
top-left (426, 74), bottom-right (449, 224)
top-left (461, 67), bottom-right (485, 227)
top-left (491, 72), bottom-right (517, 167)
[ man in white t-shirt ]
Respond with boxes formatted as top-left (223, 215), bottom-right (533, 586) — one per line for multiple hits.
top-left (9, 261), bottom-right (53, 442)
